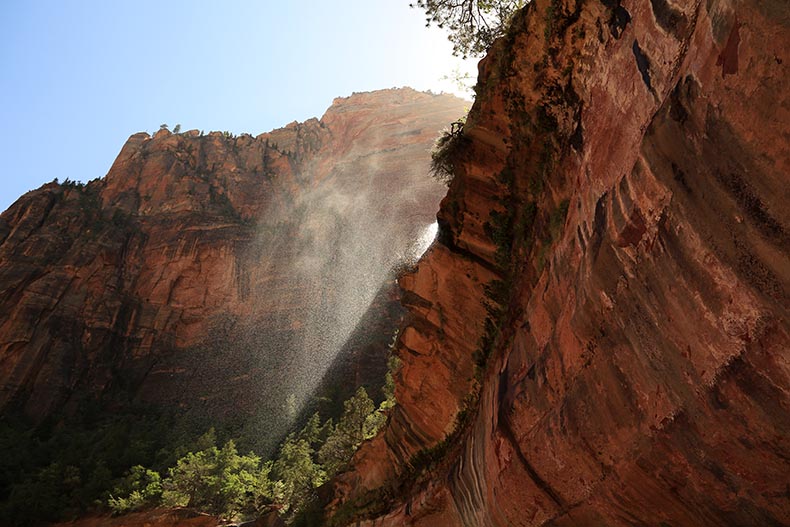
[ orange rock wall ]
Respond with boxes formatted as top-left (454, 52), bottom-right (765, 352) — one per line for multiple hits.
top-left (337, 0), bottom-right (789, 525)
top-left (0, 89), bottom-right (467, 433)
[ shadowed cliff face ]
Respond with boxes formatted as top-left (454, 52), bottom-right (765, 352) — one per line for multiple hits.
top-left (334, 0), bottom-right (789, 525)
top-left (0, 88), bottom-right (468, 448)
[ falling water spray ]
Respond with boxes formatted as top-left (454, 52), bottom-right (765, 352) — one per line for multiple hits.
top-left (229, 116), bottom-right (448, 451)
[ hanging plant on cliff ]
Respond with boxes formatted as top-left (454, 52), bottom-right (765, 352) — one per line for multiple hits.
top-left (410, 0), bottom-right (526, 58)
top-left (430, 118), bottom-right (469, 185)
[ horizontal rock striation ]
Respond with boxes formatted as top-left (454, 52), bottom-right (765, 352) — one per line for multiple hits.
top-left (334, 0), bottom-right (789, 525)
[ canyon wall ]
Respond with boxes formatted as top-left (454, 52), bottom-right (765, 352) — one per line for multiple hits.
top-left (0, 89), bottom-right (467, 447)
top-left (335, 0), bottom-right (789, 525)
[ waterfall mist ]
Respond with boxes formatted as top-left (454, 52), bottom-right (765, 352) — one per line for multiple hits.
top-left (131, 90), bottom-right (471, 454)
top-left (229, 133), bottom-right (444, 450)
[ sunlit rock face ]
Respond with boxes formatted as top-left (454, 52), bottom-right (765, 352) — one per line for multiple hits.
top-left (334, 0), bottom-right (790, 525)
top-left (0, 88), bottom-right (467, 449)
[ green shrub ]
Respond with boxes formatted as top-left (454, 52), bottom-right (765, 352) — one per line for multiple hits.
top-left (430, 120), bottom-right (469, 186)
top-left (318, 387), bottom-right (376, 477)
top-left (160, 438), bottom-right (273, 519)
top-left (108, 466), bottom-right (162, 514)
top-left (271, 437), bottom-right (325, 513)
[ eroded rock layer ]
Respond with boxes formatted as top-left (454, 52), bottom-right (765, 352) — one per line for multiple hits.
top-left (336, 0), bottom-right (789, 525)
top-left (0, 89), bottom-right (467, 445)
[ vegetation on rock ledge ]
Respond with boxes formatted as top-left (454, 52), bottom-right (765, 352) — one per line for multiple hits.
top-left (411, 0), bottom-right (526, 58)
top-left (0, 357), bottom-right (400, 525)
top-left (104, 382), bottom-right (397, 523)
top-left (430, 118), bottom-right (469, 186)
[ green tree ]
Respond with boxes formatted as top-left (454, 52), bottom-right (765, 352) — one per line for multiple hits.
top-left (296, 412), bottom-right (332, 448)
top-left (108, 466), bottom-right (162, 514)
top-left (160, 438), bottom-right (273, 519)
top-left (193, 428), bottom-right (218, 452)
top-left (271, 435), bottom-right (325, 513)
top-left (318, 387), bottom-right (376, 477)
top-left (381, 355), bottom-right (401, 412)
top-left (410, 0), bottom-right (525, 58)
top-left (361, 356), bottom-right (401, 437)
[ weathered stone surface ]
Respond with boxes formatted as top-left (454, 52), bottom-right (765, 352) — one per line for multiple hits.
top-left (334, 0), bottom-right (789, 525)
top-left (0, 89), bottom-right (467, 445)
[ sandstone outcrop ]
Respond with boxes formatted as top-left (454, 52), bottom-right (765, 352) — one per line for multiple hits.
top-left (334, 0), bottom-right (789, 525)
top-left (0, 89), bottom-right (468, 447)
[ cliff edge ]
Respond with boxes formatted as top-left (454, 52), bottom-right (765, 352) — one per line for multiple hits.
top-left (334, 0), bottom-right (789, 525)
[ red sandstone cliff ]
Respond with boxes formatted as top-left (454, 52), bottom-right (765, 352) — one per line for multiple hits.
top-left (0, 89), bottom-right (467, 445)
top-left (333, 0), bottom-right (789, 525)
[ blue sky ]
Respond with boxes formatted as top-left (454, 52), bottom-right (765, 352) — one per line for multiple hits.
top-left (0, 1), bottom-right (475, 212)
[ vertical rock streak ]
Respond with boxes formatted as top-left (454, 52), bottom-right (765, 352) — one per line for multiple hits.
top-left (338, 0), bottom-right (789, 525)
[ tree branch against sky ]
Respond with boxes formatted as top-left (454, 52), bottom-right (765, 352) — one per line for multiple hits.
top-left (410, 0), bottom-right (526, 58)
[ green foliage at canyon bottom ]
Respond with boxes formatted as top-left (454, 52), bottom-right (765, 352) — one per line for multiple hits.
top-left (0, 359), bottom-right (399, 525)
